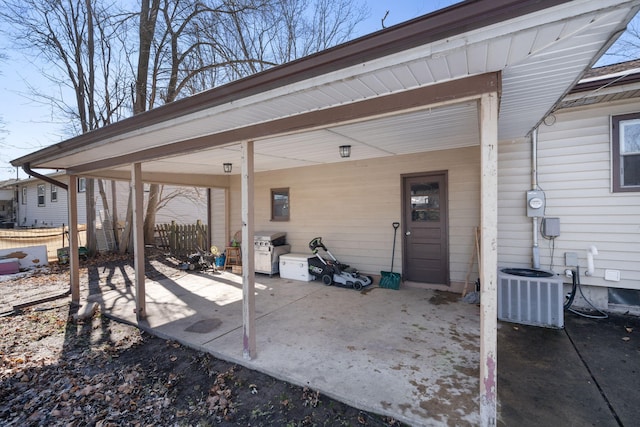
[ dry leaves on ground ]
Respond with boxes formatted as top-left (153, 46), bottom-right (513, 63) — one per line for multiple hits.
top-left (0, 252), bottom-right (403, 426)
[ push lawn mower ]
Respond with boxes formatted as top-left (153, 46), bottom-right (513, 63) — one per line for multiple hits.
top-left (308, 237), bottom-right (373, 290)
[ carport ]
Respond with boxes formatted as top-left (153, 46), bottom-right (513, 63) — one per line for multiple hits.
top-left (11, 1), bottom-right (640, 425)
top-left (87, 268), bottom-right (483, 426)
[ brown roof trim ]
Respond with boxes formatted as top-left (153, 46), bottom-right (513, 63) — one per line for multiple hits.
top-left (13, 0), bottom-right (566, 168)
top-left (569, 73), bottom-right (640, 94)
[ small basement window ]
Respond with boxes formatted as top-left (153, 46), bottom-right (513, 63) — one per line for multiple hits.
top-left (78, 177), bottom-right (86, 193)
top-left (271, 188), bottom-right (289, 221)
top-left (612, 113), bottom-right (640, 192)
top-left (37, 184), bottom-right (45, 207)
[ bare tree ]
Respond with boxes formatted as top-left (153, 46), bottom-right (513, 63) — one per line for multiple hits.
top-left (0, 0), bottom-right (130, 254)
top-left (597, 13), bottom-right (640, 65)
top-left (1, 0), bottom-right (367, 251)
top-left (0, 51), bottom-right (6, 141)
top-left (195, 0), bottom-right (367, 83)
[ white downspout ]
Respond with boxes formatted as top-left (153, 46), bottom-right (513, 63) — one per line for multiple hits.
top-left (532, 128), bottom-right (540, 269)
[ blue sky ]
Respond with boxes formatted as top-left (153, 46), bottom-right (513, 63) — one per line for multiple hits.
top-left (0, 0), bottom-right (462, 181)
top-left (0, 0), bottom-right (633, 181)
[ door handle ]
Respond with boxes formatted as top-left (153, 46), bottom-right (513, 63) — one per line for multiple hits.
top-left (405, 231), bottom-right (411, 236)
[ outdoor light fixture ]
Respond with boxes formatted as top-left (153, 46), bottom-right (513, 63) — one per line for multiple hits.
top-left (339, 145), bottom-right (351, 158)
top-left (223, 163), bottom-right (232, 173)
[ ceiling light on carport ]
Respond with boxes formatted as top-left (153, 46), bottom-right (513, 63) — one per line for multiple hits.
top-left (223, 163), bottom-right (232, 173)
top-left (339, 145), bottom-right (351, 158)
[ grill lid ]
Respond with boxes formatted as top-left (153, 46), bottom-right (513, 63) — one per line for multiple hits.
top-left (254, 231), bottom-right (286, 242)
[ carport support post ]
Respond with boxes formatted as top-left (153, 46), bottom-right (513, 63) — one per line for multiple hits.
top-left (479, 92), bottom-right (499, 426)
top-left (241, 140), bottom-right (256, 360)
top-left (68, 174), bottom-right (80, 304)
top-left (132, 163), bottom-right (146, 320)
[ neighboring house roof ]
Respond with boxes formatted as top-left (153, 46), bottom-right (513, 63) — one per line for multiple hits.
top-left (0, 179), bottom-right (19, 188)
top-left (10, 172), bottom-right (66, 185)
top-left (559, 59), bottom-right (640, 109)
top-left (10, 0), bottom-right (640, 183)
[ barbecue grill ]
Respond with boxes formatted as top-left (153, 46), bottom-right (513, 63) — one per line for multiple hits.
top-left (254, 231), bottom-right (290, 276)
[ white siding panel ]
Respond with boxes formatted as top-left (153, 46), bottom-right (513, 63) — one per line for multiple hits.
top-left (228, 147), bottom-right (481, 285)
top-left (500, 99), bottom-right (640, 290)
top-left (498, 138), bottom-right (534, 268)
top-left (17, 176), bottom-right (89, 227)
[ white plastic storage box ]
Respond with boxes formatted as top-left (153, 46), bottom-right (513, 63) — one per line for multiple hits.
top-left (279, 253), bottom-right (313, 281)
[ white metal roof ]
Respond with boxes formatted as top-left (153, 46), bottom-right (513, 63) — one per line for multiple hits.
top-left (12, 0), bottom-right (640, 181)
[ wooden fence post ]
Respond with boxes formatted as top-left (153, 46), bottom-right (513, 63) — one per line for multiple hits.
top-left (169, 220), bottom-right (178, 254)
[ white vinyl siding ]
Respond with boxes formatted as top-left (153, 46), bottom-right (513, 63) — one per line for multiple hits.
top-left (17, 178), bottom-right (85, 227)
top-left (228, 147), bottom-right (481, 284)
top-left (499, 99), bottom-right (640, 291)
top-left (209, 188), bottom-right (227, 251)
top-left (498, 139), bottom-right (534, 266)
top-left (107, 182), bottom-right (209, 227)
top-left (17, 178), bottom-right (209, 231)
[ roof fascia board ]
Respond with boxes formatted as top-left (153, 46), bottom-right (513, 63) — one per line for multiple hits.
top-left (12, 0), bottom-right (562, 169)
top-left (80, 169), bottom-right (232, 188)
top-left (570, 73), bottom-right (640, 94)
top-left (67, 72), bottom-right (500, 175)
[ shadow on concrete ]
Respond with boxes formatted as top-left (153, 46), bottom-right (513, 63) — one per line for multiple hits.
top-left (498, 311), bottom-right (640, 427)
top-left (91, 268), bottom-right (483, 427)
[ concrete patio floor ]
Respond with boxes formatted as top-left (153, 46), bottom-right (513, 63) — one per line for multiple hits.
top-left (88, 270), bottom-right (482, 426)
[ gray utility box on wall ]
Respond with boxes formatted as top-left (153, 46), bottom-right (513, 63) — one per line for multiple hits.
top-left (498, 268), bottom-right (564, 329)
top-left (542, 217), bottom-right (560, 237)
top-left (526, 190), bottom-right (546, 217)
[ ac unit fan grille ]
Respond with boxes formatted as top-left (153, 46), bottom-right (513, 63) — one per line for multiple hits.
top-left (497, 270), bottom-right (564, 329)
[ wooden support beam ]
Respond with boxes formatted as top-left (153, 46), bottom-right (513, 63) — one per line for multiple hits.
top-left (67, 174), bottom-right (80, 304)
top-left (131, 163), bottom-right (146, 320)
top-left (111, 180), bottom-right (119, 248)
top-left (479, 92), bottom-right (499, 427)
top-left (241, 141), bottom-right (256, 360)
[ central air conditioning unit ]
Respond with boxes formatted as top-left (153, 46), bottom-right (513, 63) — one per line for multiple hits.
top-left (498, 268), bottom-right (564, 329)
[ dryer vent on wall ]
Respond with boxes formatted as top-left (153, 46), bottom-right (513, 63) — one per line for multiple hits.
top-left (498, 268), bottom-right (564, 329)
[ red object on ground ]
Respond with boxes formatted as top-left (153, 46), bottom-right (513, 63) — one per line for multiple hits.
top-left (0, 258), bottom-right (20, 275)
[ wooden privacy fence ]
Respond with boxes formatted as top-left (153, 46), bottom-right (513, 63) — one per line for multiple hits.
top-left (155, 220), bottom-right (208, 257)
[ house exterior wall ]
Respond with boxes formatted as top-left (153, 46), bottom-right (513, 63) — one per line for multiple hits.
top-left (209, 188), bottom-right (227, 250)
top-left (228, 146), bottom-right (481, 285)
top-left (0, 188), bottom-right (14, 223)
top-left (108, 181), bottom-right (208, 226)
top-left (16, 177), bottom-right (208, 229)
top-left (16, 176), bottom-right (89, 227)
top-left (498, 98), bottom-right (640, 292)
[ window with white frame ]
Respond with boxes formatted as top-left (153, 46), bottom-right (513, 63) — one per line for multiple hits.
top-left (78, 177), bottom-right (86, 193)
top-left (21, 187), bottom-right (26, 205)
top-left (612, 113), bottom-right (640, 192)
top-left (37, 184), bottom-right (45, 206)
top-left (51, 184), bottom-right (58, 202)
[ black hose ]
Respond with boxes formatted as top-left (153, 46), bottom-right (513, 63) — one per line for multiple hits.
top-left (564, 265), bottom-right (608, 319)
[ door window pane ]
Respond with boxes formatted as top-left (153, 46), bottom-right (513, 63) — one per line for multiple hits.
top-left (410, 182), bottom-right (439, 221)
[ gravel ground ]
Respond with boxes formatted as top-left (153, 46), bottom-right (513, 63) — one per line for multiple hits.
top-left (0, 252), bottom-right (403, 426)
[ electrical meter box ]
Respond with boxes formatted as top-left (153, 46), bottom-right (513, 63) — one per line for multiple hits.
top-left (526, 190), bottom-right (546, 217)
